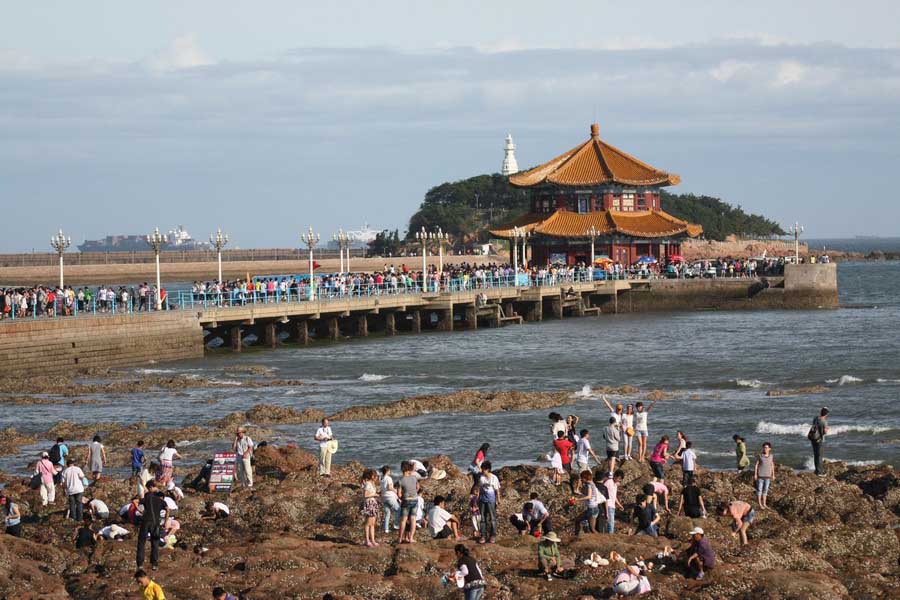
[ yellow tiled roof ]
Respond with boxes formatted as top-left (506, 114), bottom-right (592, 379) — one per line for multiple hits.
top-left (491, 209), bottom-right (703, 239)
top-left (509, 123), bottom-right (680, 188)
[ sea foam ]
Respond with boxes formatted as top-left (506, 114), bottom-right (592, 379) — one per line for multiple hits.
top-left (803, 457), bottom-right (883, 470)
top-left (358, 373), bottom-right (390, 382)
top-left (826, 375), bottom-right (863, 385)
top-left (756, 421), bottom-right (892, 436)
top-left (735, 379), bottom-right (769, 389)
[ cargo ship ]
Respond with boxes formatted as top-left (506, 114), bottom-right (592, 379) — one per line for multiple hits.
top-left (77, 225), bottom-right (211, 252)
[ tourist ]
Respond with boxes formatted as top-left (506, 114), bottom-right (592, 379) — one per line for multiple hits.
top-left (477, 461), bottom-right (501, 544)
top-left (808, 407), bottom-right (829, 476)
top-left (212, 587), bottom-right (238, 600)
top-left (603, 417), bottom-right (621, 474)
top-left (99, 523), bottom-right (130, 541)
top-left (427, 495), bottom-right (462, 540)
top-left (549, 412), bottom-right (566, 438)
top-left (673, 431), bottom-right (688, 463)
top-left (517, 493), bottom-right (552, 535)
top-left (120, 496), bottom-right (143, 525)
top-left (552, 430), bottom-right (574, 487)
top-left (35, 451), bottom-right (56, 506)
top-left (633, 399), bottom-right (658, 463)
top-left (680, 440), bottom-right (697, 487)
top-left (623, 404), bottom-right (635, 460)
top-left (575, 429), bottom-right (601, 473)
top-left (131, 440), bottom-right (146, 478)
top-left (134, 569), bottom-right (166, 600)
top-left (468, 443), bottom-right (490, 484)
top-left (633, 493), bottom-right (659, 537)
top-left (565, 414), bottom-right (580, 444)
top-left (136, 480), bottom-right (167, 571)
top-left (719, 499), bottom-right (754, 546)
top-left (157, 440), bottom-right (182, 485)
top-left (137, 462), bottom-right (157, 498)
top-left (360, 468), bottom-right (380, 547)
top-left (1, 494), bottom-right (22, 537)
top-left (611, 563), bottom-right (651, 596)
top-left (85, 435), bottom-right (107, 482)
top-left (754, 442), bottom-right (776, 509)
top-left (74, 518), bottom-right (97, 549)
top-left (397, 461), bottom-right (420, 543)
top-left (647, 478), bottom-right (670, 513)
top-left (676, 482), bottom-right (707, 518)
top-left (233, 427), bottom-right (254, 489)
top-left (733, 435), bottom-right (750, 471)
top-left (409, 458), bottom-right (430, 480)
top-left (62, 458), bottom-right (86, 521)
top-left (315, 418), bottom-right (335, 477)
top-left (603, 469), bottom-right (625, 533)
top-left (380, 465), bottom-right (400, 533)
top-left (449, 544), bottom-right (486, 600)
top-left (49, 436), bottom-right (68, 484)
top-left (162, 492), bottom-right (179, 518)
top-left (85, 495), bottom-right (110, 520)
top-left (648, 435), bottom-right (670, 480)
top-left (537, 531), bottom-right (564, 580)
top-left (573, 470), bottom-right (604, 536)
top-left (203, 501), bottom-right (230, 520)
top-left (162, 515), bottom-right (180, 546)
top-left (602, 396), bottom-right (625, 427)
top-left (467, 483), bottom-right (481, 536)
top-left (683, 527), bottom-right (715, 580)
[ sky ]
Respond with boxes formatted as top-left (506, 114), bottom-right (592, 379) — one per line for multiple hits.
top-left (1, 1), bottom-right (899, 251)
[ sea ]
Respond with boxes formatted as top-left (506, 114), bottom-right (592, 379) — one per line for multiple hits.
top-left (2, 259), bottom-right (899, 476)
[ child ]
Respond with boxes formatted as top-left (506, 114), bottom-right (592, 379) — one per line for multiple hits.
top-left (680, 441), bottom-right (697, 487)
top-left (360, 468), bottom-right (380, 547)
top-left (131, 440), bottom-right (146, 478)
top-left (467, 483), bottom-right (481, 537)
top-left (537, 531), bottom-right (564, 580)
top-left (134, 569), bottom-right (165, 600)
top-left (397, 461), bottom-right (419, 544)
top-left (754, 442), bottom-right (775, 509)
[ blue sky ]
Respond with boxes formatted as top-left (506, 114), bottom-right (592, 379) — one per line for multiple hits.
top-left (1, 1), bottom-right (899, 251)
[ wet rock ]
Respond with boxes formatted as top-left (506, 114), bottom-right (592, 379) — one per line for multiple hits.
top-left (211, 404), bottom-right (325, 427)
top-left (766, 385), bottom-right (829, 397)
top-left (222, 365), bottom-right (278, 376)
top-left (0, 427), bottom-right (37, 457)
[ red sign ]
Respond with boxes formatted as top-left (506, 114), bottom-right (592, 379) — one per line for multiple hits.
top-left (209, 452), bottom-right (237, 493)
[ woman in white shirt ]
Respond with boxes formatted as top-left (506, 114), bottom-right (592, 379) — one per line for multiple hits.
top-left (157, 440), bottom-right (182, 485)
top-left (622, 405), bottom-right (635, 461)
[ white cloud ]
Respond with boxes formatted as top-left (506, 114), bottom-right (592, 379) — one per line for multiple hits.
top-left (142, 35), bottom-right (213, 72)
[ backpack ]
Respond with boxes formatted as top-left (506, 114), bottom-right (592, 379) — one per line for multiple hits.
top-left (49, 444), bottom-right (62, 464)
top-left (807, 418), bottom-right (822, 442)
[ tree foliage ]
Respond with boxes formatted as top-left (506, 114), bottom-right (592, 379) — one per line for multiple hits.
top-left (368, 229), bottom-right (402, 256)
top-left (405, 174), bottom-right (785, 243)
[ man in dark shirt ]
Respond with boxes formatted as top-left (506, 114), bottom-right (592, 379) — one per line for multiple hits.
top-left (136, 481), bottom-right (167, 570)
top-left (809, 407), bottom-right (829, 476)
top-left (684, 527), bottom-right (715, 580)
top-left (633, 493), bottom-right (659, 537)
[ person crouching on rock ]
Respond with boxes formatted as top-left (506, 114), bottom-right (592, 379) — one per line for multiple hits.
top-left (537, 531), bottom-right (564, 580)
top-left (682, 526), bottom-right (715, 580)
top-left (719, 499), bottom-right (754, 546)
top-left (427, 495), bottom-right (463, 540)
top-left (360, 468), bottom-right (380, 547)
top-left (513, 493), bottom-right (552, 536)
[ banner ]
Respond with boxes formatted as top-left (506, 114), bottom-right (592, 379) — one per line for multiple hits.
top-left (209, 452), bottom-right (237, 493)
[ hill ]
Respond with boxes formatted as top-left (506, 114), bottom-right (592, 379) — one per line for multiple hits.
top-left (404, 174), bottom-right (785, 244)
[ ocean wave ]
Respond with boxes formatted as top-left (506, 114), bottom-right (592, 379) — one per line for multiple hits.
top-left (696, 450), bottom-right (735, 458)
top-left (876, 378), bottom-right (900, 383)
top-left (803, 457), bottom-right (883, 470)
top-left (825, 375), bottom-right (863, 385)
top-left (574, 385), bottom-right (593, 398)
top-left (358, 373), bottom-right (390, 382)
top-left (735, 379), bottom-right (770, 389)
top-left (208, 379), bottom-right (243, 386)
top-left (136, 368), bottom-right (176, 375)
top-left (756, 421), bottom-right (892, 436)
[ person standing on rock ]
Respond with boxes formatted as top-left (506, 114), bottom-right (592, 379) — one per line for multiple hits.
top-left (468, 443), bottom-right (490, 485)
top-left (1, 494), bottom-right (22, 537)
top-left (397, 461), bottom-right (420, 543)
top-left (157, 440), bottom-right (182, 486)
top-left (35, 451), bottom-right (56, 507)
top-left (623, 404), bottom-right (635, 460)
top-left (808, 407), bottom-right (829, 476)
top-left (85, 435), bottom-right (107, 483)
top-left (603, 418), bottom-right (621, 475)
top-left (380, 465), bottom-right (400, 534)
top-left (62, 458), bottom-right (86, 521)
top-left (315, 419), bottom-right (335, 477)
top-left (573, 469), bottom-right (604, 536)
top-left (360, 468), bottom-right (380, 547)
top-left (575, 430), bottom-right (602, 473)
top-left (754, 442), bottom-right (775, 509)
top-left (477, 461), bottom-right (501, 544)
top-left (49, 437), bottom-right (68, 484)
top-left (648, 435), bottom-right (670, 480)
top-left (633, 399), bottom-right (658, 463)
top-left (733, 435), bottom-right (750, 471)
top-left (136, 480), bottom-right (167, 571)
top-left (449, 544), bottom-right (487, 600)
top-left (232, 427), bottom-right (254, 489)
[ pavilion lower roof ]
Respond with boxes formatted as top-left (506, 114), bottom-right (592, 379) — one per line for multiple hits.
top-left (490, 209), bottom-right (703, 240)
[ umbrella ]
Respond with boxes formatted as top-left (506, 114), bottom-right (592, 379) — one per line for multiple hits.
top-left (594, 256), bottom-right (613, 265)
top-left (635, 255), bottom-right (657, 264)
top-left (668, 254), bottom-right (685, 262)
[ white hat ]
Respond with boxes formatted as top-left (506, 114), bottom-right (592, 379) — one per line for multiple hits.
top-left (689, 527), bottom-right (704, 536)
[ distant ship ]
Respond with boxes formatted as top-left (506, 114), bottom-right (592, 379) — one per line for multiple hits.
top-left (325, 223), bottom-right (378, 250)
top-left (78, 225), bottom-right (212, 252)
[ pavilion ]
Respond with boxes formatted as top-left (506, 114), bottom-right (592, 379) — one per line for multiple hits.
top-left (491, 123), bottom-right (702, 266)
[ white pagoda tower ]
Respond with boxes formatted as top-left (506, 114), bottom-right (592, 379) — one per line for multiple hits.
top-left (501, 133), bottom-right (519, 176)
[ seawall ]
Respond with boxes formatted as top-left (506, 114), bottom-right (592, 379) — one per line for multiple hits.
top-left (0, 311), bottom-right (204, 377)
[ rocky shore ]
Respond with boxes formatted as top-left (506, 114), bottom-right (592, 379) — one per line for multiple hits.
top-left (0, 442), bottom-right (896, 599)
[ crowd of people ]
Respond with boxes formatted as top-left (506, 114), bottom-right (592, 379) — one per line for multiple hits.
top-left (0, 283), bottom-right (166, 319)
top-left (1, 396), bottom-right (833, 598)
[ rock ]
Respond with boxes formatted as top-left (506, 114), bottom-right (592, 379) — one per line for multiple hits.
top-left (766, 385), bottom-right (829, 397)
top-left (210, 403), bottom-right (325, 427)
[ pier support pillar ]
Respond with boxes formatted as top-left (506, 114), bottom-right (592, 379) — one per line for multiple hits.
top-left (294, 320), bottom-right (309, 345)
top-left (327, 316), bottom-right (340, 341)
top-left (551, 297), bottom-right (564, 319)
top-left (357, 314), bottom-right (369, 337)
top-left (437, 308), bottom-right (453, 331)
top-left (410, 310), bottom-right (421, 333)
top-left (525, 301), bottom-right (542, 322)
top-left (230, 326), bottom-right (242, 352)
top-left (264, 322), bottom-right (278, 348)
top-left (464, 304), bottom-right (478, 330)
top-left (384, 312), bottom-right (396, 336)
top-left (575, 294), bottom-right (586, 317)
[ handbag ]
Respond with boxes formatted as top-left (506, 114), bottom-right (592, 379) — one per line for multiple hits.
top-left (29, 473), bottom-right (42, 489)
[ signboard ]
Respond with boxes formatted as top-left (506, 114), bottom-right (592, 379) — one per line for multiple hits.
top-left (209, 452), bottom-right (236, 493)
top-left (550, 253), bottom-right (568, 266)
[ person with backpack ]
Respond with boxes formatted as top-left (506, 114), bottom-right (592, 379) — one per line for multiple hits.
top-left (808, 407), bottom-right (829, 476)
top-left (136, 480), bottom-right (167, 571)
top-left (49, 437), bottom-right (67, 484)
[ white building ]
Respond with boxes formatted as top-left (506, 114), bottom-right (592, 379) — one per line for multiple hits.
top-left (501, 133), bottom-right (519, 176)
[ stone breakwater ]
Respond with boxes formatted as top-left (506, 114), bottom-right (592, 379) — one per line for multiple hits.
top-left (0, 444), bottom-right (895, 599)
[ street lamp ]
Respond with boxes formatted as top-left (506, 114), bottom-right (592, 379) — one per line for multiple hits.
top-left (586, 225), bottom-right (599, 266)
top-left (787, 222), bottom-right (804, 264)
top-left (302, 227), bottom-right (320, 300)
top-left (209, 228), bottom-right (229, 283)
top-left (50, 229), bottom-right (71, 288)
top-left (333, 228), bottom-right (353, 274)
top-left (511, 226), bottom-right (531, 279)
top-left (146, 227), bottom-right (168, 310)
top-left (433, 227), bottom-right (451, 275)
top-left (415, 226), bottom-right (431, 283)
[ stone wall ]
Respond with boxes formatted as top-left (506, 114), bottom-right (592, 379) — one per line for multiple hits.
top-left (0, 311), bottom-right (204, 377)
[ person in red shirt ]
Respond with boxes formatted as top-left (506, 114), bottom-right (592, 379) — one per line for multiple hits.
top-left (552, 431), bottom-right (574, 491)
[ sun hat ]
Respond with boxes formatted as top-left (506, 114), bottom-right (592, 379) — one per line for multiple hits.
top-left (542, 531), bottom-right (562, 543)
top-left (41, 452), bottom-right (49, 458)
top-left (689, 527), bottom-right (704, 536)
top-left (430, 469), bottom-right (447, 480)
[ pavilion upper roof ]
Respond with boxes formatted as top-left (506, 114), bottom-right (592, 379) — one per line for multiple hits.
top-left (509, 123), bottom-right (681, 188)
top-left (490, 208), bottom-right (702, 239)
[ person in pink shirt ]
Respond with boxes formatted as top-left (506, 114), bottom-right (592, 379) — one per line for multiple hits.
top-left (648, 436), bottom-right (670, 480)
top-left (35, 451), bottom-right (57, 506)
top-left (603, 470), bottom-right (625, 533)
top-left (650, 478), bottom-right (670, 513)
top-left (719, 499), bottom-right (754, 546)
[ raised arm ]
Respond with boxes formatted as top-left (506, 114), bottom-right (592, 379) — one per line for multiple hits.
top-left (601, 395), bottom-right (614, 412)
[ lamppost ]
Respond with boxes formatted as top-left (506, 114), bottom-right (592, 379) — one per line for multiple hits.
top-left (302, 227), bottom-right (320, 300)
top-left (50, 229), bottom-right (71, 288)
top-left (787, 222), bottom-right (804, 264)
top-left (520, 229), bottom-right (530, 271)
top-left (333, 229), bottom-right (353, 274)
top-left (433, 227), bottom-right (451, 275)
top-left (586, 225), bottom-right (599, 266)
top-left (209, 228), bottom-right (229, 283)
top-left (415, 226), bottom-right (431, 281)
top-left (146, 227), bottom-right (168, 310)
top-left (511, 226), bottom-right (531, 279)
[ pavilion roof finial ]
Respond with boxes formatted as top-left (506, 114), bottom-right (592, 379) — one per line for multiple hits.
top-left (590, 123), bottom-right (600, 138)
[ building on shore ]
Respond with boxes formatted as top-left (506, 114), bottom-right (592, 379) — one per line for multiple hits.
top-left (491, 123), bottom-right (703, 266)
